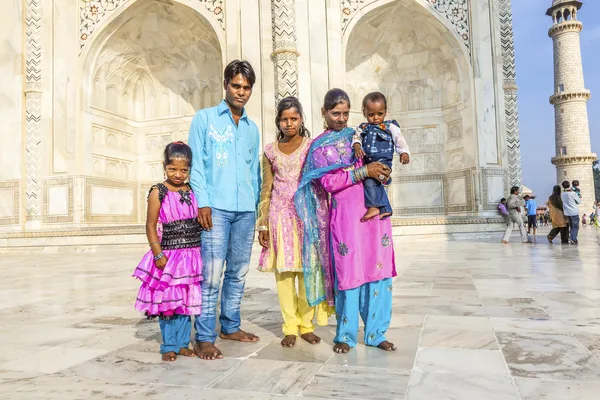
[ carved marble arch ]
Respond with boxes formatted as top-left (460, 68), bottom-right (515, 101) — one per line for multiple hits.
top-left (344, 0), bottom-right (475, 179)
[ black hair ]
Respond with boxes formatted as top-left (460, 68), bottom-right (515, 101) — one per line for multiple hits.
top-left (524, 195), bottom-right (530, 200)
top-left (572, 179), bottom-right (580, 187)
top-left (224, 60), bottom-right (256, 88)
top-left (500, 198), bottom-right (506, 203)
top-left (562, 180), bottom-right (571, 189)
top-left (550, 185), bottom-right (563, 209)
top-left (163, 142), bottom-right (192, 168)
top-left (362, 91), bottom-right (387, 111)
top-left (275, 97), bottom-right (311, 141)
top-left (510, 186), bottom-right (520, 195)
top-left (323, 88), bottom-right (351, 111)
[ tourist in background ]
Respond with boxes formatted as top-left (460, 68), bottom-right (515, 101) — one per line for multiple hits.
top-left (256, 97), bottom-right (330, 348)
top-left (547, 185), bottom-right (569, 244)
top-left (502, 186), bottom-right (530, 244)
top-left (594, 201), bottom-right (600, 229)
top-left (188, 60), bottom-right (261, 360)
top-left (524, 194), bottom-right (538, 235)
top-left (561, 180), bottom-right (581, 245)
top-left (296, 88), bottom-right (396, 354)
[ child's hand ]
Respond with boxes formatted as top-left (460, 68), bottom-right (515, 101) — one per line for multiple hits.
top-left (353, 143), bottom-right (366, 159)
top-left (259, 231), bottom-right (269, 248)
top-left (400, 153), bottom-right (410, 164)
top-left (155, 255), bottom-right (168, 270)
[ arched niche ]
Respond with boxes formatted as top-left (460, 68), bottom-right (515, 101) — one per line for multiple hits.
top-left (344, 0), bottom-right (476, 215)
top-left (80, 0), bottom-right (223, 182)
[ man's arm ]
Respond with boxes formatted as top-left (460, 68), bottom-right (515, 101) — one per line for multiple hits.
top-left (251, 124), bottom-right (261, 211)
top-left (188, 112), bottom-right (210, 208)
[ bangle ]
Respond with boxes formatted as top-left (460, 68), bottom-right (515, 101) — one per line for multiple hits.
top-left (153, 252), bottom-right (164, 261)
top-left (257, 225), bottom-right (268, 231)
top-left (352, 166), bottom-right (368, 183)
top-left (149, 241), bottom-right (160, 246)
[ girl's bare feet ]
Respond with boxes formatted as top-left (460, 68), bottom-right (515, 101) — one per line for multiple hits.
top-left (361, 207), bottom-right (380, 222)
top-left (377, 341), bottom-right (396, 351)
top-left (281, 335), bottom-right (297, 347)
top-left (161, 351), bottom-right (177, 362)
top-left (179, 347), bottom-right (195, 357)
top-left (301, 332), bottom-right (321, 345)
top-left (333, 343), bottom-right (351, 353)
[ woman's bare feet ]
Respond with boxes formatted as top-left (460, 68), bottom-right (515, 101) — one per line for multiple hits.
top-left (194, 342), bottom-right (224, 360)
top-left (161, 351), bottom-right (177, 362)
top-left (361, 207), bottom-right (380, 222)
top-left (333, 342), bottom-right (351, 353)
top-left (219, 329), bottom-right (260, 342)
top-left (301, 332), bottom-right (321, 345)
top-left (281, 335), bottom-right (297, 347)
top-left (377, 341), bottom-right (396, 351)
top-left (179, 347), bottom-right (195, 357)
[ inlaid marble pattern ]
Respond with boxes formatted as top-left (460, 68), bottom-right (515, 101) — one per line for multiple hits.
top-left (2, 228), bottom-right (600, 399)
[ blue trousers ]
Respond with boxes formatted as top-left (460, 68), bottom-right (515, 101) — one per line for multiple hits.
top-left (194, 208), bottom-right (256, 343)
top-left (334, 277), bottom-right (393, 348)
top-left (567, 215), bottom-right (580, 242)
top-left (159, 315), bottom-right (191, 354)
top-left (363, 157), bottom-right (393, 215)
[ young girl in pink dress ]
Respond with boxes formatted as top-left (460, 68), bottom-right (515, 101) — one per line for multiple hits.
top-left (257, 97), bottom-right (330, 347)
top-left (132, 142), bottom-right (203, 362)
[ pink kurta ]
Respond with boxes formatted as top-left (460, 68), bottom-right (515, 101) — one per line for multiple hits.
top-left (318, 161), bottom-right (396, 291)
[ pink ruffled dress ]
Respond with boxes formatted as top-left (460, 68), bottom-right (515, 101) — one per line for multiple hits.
top-left (132, 184), bottom-right (203, 316)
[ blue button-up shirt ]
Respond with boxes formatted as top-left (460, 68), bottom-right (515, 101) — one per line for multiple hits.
top-left (188, 100), bottom-right (261, 212)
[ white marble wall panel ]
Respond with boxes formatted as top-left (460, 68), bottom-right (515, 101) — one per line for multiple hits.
top-left (393, 180), bottom-right (444, 208)
top-left (0, 188), bottom-right (15, 218)
top-left (0, 0), bottom-right (24, 180)
top-left (47, 186), bottom-right (69, 216)
top-left (448, 177), bottom-right (467, 206)
top-left (240, 0), bottom-right (263, 142)
top-left (487, 175), bottom-right (505, 204)
top-left (90, 187), bottom-right (134, 216)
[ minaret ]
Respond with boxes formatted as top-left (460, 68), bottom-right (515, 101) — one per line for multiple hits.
top-left (547, 0), bottom-right (597, 212)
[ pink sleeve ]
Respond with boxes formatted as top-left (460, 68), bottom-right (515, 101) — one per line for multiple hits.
top-left (319, 168), bottom-right (356, 194)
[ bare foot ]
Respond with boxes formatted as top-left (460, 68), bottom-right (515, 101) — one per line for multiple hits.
top-left (501, 240), bottom-right (509, 244)
top-left (179, 347), bottom-right (195, 357)
top-left (377, 341), bottom-right (396, 351)
top-left (333, 342), bottom-right (351, 353)
top-left (161, 351), bottom-right (177, 362)
top-left (194, 342), bottom-right (223, 360)
top-left (219, 330), bottom-right (260, 342)
top-left (281, 335), bottom-right (296, 347)
top-left (301, 332), bottom-right (321, 345)
top-left (379, 212), bottom-right (392, 220)
top-left (361, 207), bottom-right (380, 222)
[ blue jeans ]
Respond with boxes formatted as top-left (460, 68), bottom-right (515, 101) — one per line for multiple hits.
top-left (159, 315), bottom-right (191, 354)
top-left (567, 215), bottom-right (580, 242)
top-left (194, 208), bottom-right (256, 343)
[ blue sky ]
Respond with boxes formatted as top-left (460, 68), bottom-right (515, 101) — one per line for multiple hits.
top-left (512, 0), bottom-right (599, 197)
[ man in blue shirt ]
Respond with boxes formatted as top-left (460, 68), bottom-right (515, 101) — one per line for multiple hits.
top-left (188, 60), bottom-right (261, 360)
top-left (524, 195), bottom-right (538, 236)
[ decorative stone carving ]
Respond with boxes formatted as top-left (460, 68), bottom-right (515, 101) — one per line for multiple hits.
top-left (342, 0), bottom-right (470, 55)
top-left (271, 0), bottom-right (299, 103)
top-left (497, 0), bottom-right (523, 188)
top-left (79, 0), bottom-right (225, 54)
top-left (25, 0), bottom-right (42, 222)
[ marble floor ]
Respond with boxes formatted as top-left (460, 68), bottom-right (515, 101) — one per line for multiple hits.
top-left (1, 227), bottom-right (600, 399)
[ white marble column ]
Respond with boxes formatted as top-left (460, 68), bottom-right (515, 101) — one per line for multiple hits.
top-left (271, 0), bottom-right (299, 104)
top-left (24, 0), bottom-right (43, 225)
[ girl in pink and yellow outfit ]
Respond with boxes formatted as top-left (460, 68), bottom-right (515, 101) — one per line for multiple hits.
top-left (257, 97), bottom-right (330, 347)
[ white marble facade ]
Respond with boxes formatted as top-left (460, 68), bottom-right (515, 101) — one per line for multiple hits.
top-left (0, 0), bottom-right (520, 235)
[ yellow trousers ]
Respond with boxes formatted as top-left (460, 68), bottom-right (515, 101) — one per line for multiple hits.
top-left (274, 271), bottom-right (329, 336)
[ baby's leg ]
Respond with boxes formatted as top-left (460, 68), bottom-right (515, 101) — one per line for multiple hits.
top-left (362, 178), bottom-right (382, 221)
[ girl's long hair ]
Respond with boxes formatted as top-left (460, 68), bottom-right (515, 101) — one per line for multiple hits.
top-left (276, 97), bottom-right (310, 141)
top-left (549, 185), bottom-right (563, 210)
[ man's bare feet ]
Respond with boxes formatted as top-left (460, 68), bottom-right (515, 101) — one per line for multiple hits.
top-left (219, 329), bottom-right (260, 342)
top-left (301, 332), bottom-right (321, 345)
top-left (161, 351), bottom-right (177, 362)
top-left (377, 341), bottom-right (396, 351)
top-left (333, 342), bottom-right (351, 353)
top-left (194, 342), bottom-right (223, 360)
top-left (501, 240), bottom-right (509, 244)
top-left (179, 347), bottom-right (195, 357)
top-left (361, 207), bottom-right (380, 222)
top-left (281, 335), bottom-right (296, 347)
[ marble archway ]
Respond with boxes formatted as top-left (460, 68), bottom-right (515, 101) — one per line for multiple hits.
top-left (344, 0), bottom-right (476, 215)
top-left (81, 0), bottom-right (223, 183)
